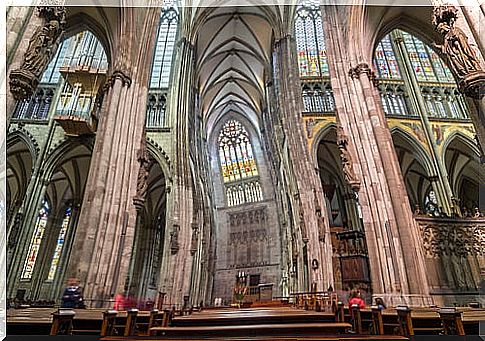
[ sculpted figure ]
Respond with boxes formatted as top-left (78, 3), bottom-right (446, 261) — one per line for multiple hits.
top-left (434, 20), bottom-right (482, 78)
top-left (24, 20), bottom-right (61, 77)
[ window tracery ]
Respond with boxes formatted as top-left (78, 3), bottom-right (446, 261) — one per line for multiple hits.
top-left (218, 120), bottom-right (263, 207)
top-left (146, 6), bottom-right (178, 128)
top-left (374, 30), bottom-right (467, 120)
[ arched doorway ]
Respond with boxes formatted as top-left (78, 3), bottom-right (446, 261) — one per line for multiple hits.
top-left (127, 153), bottom-right (167, 308)
top-left (315, 126), bottom-right (370, 298)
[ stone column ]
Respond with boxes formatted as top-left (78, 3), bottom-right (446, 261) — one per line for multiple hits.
top-left (272, 34), bottom-right (334, 292)
top-left (7, 7), bottom-right (66, 124)
top-left (322, 5), bottom-right (431, 306)
top-left (64, 7), bottom-right (160, 308)
top-left (158, 37), bottom-right (197, 307)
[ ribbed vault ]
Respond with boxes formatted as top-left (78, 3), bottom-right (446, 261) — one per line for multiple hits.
top-left (195, 6), bottom-right (276, 136)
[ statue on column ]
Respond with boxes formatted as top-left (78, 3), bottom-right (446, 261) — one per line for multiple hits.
top-left (336, 125), bottom-right (360, 191)
top-left (9, 7), bottom-right (66, 100)
top-left (432, 5), bottom-right (485, 99)
top-left (133, 136), bottom-right (153, 210)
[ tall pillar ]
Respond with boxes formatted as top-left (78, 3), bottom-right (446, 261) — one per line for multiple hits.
top-left (272, 34), bottom-right (334, 292)
top-left (158, 37), bottom-right (196, 307)
top-left (322, 5), bottom-right (431, 306)
top-left (65, 7), bottom-right (160, 308)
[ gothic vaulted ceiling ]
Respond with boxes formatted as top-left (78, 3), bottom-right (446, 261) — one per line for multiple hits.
top-left (194, 6), bottom-right (277, 137)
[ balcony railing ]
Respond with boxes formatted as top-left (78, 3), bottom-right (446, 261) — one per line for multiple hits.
top-left (225, 179), bottom-right (263, 207)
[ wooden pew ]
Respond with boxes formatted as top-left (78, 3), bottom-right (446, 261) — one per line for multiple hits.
top-left (439, 307), bottom-right (465, 336)
top-left (371, 306), bottom-right (384, 335)
top-left (50, 309), bottom-right (75, 335)
top-left (124, 308), bottom-right (138, 336)
top-left (351, 304), bottom-right (362, 334)
top-left (396, 306), bottom-right (414, 336)
top-left (101, 310), bottom-right (117, 337)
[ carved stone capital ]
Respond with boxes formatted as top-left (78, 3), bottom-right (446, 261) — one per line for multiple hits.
top-left (9, 69), bottom-right (39, 100)
top-left (37, 6), bottom-right (66, 25)
top-left (432, 5), bottom-right (458, 29)
top-left (349, 63), bottom-right (379, 87)
top-left (457, 71), bottom-right (485, 99)
top-left (103, 69), bottom-right (132, 92)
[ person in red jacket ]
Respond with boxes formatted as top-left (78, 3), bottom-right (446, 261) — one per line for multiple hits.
top-left (349, 290), bottom-right (365, 309)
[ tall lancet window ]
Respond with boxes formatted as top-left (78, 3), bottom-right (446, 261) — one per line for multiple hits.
top-left (218, 120), bottom-right (263, 207)
top-left (47, 204), bottom-right (72, 281)
top-left (146, 5), bottom-right (179, 127)
top-left (294, 0), bottom-right (334, 113)
top-left (21, 198), bottom-right (50, 279)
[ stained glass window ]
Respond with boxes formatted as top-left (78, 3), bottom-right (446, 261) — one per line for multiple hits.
top-left (218, 120), bottom-right (258, 183)
top-left (373, 30), bottom-right (467, 119)
top-left (47, 205), bottom-right (72, 281)
top-left (218, 120), bottom-right (263, 206)
top-left (374, 35), bottom-right (401, 79)
top-left (150, 7), bottom-right (179, 89)
top-left (294, 2), bottom-right (329, 77)
top-left (21, 198), bottom-right (50, 279)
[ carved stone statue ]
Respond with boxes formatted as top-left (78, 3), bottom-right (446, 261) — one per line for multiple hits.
top-left (24, 20), bottom-right (61, 76)
top-left (9, 7), bottom-right (66, 100)
top-left (133, 137), bottom-right (153, 209)
top-left (170, 225), bottom-right (180, 254)
top-left (336, 125), bottom-right (360, 190)
top-left (433, 6), bottom-right (482, 79)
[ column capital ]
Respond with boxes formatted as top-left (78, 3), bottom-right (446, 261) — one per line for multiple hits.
top-left (348, 63), bottom-right (379, 87)
top-left (103, 69), bottom-right (132, 91)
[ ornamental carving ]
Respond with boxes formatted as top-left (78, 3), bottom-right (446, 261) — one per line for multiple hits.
top-left (170, 224), bottom-right (180, 254)
top-left (432, 5), bottom-right (485, 98)
top-left (336, 125), bottom-right (360, 191)
top-left (228, 208), bottom-right (266, 227)
top-left (9, 7), bottom-right (66, 100)
top-left (419, 220), bottom-right (485, 258)
top-left (133, 137), bottom-right (154, 210)
top-left (348, 63), bottom-right (379, 87)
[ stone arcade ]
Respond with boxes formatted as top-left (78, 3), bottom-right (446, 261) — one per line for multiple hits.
top-left (4, 1), bottom-right (485, 310)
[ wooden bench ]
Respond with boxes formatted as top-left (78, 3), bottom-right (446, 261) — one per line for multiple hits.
top-left (50, 309), bottom-right (75, 335)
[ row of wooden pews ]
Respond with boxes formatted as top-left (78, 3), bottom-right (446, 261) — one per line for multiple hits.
top-left (49, 308), bottom-right (176, 336)
top-left (335, 304), bottom-right (478, 336)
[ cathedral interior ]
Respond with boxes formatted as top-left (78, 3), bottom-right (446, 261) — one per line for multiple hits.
top-left (4, 1), bottom-right (485, 314)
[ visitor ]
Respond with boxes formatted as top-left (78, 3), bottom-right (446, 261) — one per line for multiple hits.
top-left (61, 278), bottom-right (84, 308)
top-left (375, 297), bottom-right (386, 310)
top-left (348, 290), bottom-right (365, 310)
